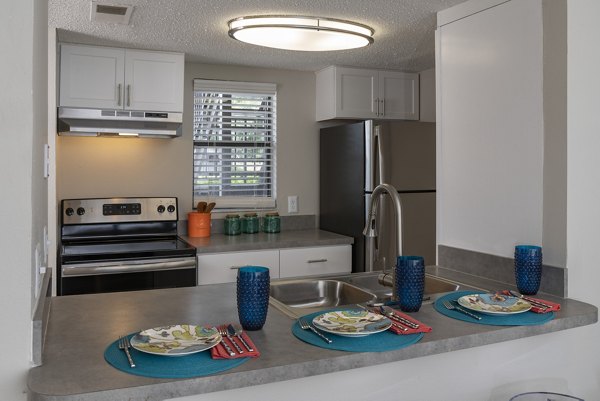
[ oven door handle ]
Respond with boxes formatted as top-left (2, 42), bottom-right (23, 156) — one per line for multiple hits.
top-left (61, 257), bottom-right (197, 277)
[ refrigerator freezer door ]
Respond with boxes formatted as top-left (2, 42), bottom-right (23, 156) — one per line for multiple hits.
top-left (386, 121), bottom-right (436, 190)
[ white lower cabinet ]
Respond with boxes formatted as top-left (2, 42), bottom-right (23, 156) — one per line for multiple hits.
top-left (197, 250), bottom-right (279, 285)
top-left (279, 245), bottom-right (352, 278)
top-left (196, 245), bottom-right (352, 285)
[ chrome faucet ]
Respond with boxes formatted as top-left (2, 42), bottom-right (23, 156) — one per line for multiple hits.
top-left (363, 183), bottom-right (403, 299)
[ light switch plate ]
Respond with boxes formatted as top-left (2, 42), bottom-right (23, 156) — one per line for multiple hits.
top-left (287, 195), bottom-right (298, 213)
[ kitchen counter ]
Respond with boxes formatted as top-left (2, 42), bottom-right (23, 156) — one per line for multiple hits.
top-left (182, 229), bottom-right (353, 254)
top-left (28, 268), bottom-right (597, 401)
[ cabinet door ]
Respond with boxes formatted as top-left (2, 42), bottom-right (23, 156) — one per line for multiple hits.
top-left (378, 71), bottom-right (419, 120)
top-left (59, 44), bottom-right (125, 109)
top-left (124, 50), bottom-right (184, 112)
top-left (279, 245), bottom-right (351, 278)
top-left (197, 250), bottom-right (279, 285)
top-left (335, 67), bottom-right (378, 118)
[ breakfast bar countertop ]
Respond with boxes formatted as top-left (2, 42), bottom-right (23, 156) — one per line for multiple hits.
top-left (28, 270), bottom-right (597, 401)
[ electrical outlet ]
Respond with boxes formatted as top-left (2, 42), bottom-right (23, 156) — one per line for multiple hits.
top-left (287, 195), bottom-right (298, 213)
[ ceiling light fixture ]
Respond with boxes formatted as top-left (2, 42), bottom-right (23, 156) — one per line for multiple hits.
top-left (228, 15), bottom-right (374, 52)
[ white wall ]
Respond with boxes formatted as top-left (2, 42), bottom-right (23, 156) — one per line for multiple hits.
top-left (436, 0), bottom-right (546, 262)
top-left (57, 62), bottom-right (319, 217)
top-left (0, 0), bottom-right (48, 399)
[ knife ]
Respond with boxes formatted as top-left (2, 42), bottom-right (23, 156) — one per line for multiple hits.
top-left (356, 304), bottom-right (408, 332)
top-left (507, 290), bottom-right (550, 310)
top-left (226, 325), bottom-right (244, 354)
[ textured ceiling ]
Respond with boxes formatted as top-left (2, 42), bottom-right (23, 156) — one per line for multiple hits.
top-left (49, 0), bottom-right (467, 72)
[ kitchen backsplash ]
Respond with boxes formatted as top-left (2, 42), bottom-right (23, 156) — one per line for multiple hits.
top-left (438, 245), bottom-right (567, 297)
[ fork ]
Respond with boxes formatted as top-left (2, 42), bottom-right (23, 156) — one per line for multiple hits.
top-left (442, 300), bottom-right (482, 320)
top-left (298, 318), bottom-right (332, 344)
top-left (118, 335), bottom-right (135, 368)
top-left (217, 326), bottom-right (236, 356)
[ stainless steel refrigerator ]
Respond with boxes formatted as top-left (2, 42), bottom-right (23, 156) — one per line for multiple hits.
top-left (319, 120), bottom-right (436, 273)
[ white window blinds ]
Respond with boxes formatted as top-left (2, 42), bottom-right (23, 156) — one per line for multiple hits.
top-left (193, 79), bottom-right (277, 209)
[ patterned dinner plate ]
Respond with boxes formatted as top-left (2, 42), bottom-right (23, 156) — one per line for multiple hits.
top-left (312, 310), bottom-right (392, 337)
top-left (457, 293), bottom-right (532, 316)
top-left (130, 324), bottom-right (221, 356)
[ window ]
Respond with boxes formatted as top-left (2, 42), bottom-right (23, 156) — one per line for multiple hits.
top-left (193, 80), bottom-right (277, 210)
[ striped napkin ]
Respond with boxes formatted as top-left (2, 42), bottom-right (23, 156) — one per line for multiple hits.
top-left (211, 329), bottom-right (260, 359)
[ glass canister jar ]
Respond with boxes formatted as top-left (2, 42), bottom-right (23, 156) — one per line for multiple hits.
top-left (242, 213), bottom-right (259, 234)
top-left (224, 214), bottom-right (241, 235)
top-left (263, 212), bottom-right (281, 233)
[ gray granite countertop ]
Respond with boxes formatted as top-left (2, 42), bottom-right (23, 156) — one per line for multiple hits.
top-left (182, 229), bottom-right (354, 254)
top-left (28, 269), bottom-right (597, 401)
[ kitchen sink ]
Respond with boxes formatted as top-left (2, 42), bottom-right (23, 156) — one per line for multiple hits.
top-left (269, 272), bottom-right (463, 319)
top-left (339, 272), bottom-right (461, 301)
top-left (269, 279), bottom-right (377, 309)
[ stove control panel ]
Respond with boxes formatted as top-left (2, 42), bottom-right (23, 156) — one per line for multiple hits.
top-left (62, 197), bottom-right (178, 225)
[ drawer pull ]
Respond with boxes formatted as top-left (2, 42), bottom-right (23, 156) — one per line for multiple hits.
top-left (307, 259), bottom-right (328, 264)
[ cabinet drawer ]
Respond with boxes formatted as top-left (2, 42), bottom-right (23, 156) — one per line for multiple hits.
top-left (279, 245), bottom-right (351, 278)
top-left (197, 250), bottom-right (279, 285)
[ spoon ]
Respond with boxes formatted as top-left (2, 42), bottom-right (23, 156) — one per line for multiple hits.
top-left (205, 202), bottom-right (216, 213)
top-left (230, 323), bottom-right (254, 352)
top-left (197, 201), bottom-right (207, 212)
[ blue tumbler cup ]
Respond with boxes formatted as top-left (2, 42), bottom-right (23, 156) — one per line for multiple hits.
top-left (514, 245), bottom-right (542, 295)
top-left (237, 266), bottom-right (270, 330)
top-left (395, 256), bottom-right (425, 312)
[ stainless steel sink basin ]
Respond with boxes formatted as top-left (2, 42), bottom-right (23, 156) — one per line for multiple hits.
top-left (269, 279), bottom-right (376, 309)
top-left (340, 273), bottom-right (461, 300)
top-left (269, 272), bottom-right (462, 319)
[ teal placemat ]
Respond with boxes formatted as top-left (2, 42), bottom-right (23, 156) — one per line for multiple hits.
top-left (292, 309), bottom-right (424, 352)
top-left (104, 334), bottom-right (250, 378)
top-left (434, 291), bottom-right (555, 326)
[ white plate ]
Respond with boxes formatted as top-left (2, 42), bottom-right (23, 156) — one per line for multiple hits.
top-left (457, 294), bottom-right (532, 316)
top-left (312, 310), bottom-right (392, 337)
top-left (130, 325), bottom-right (221, 356)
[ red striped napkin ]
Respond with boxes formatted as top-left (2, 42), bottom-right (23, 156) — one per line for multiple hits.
top-left (211, 330), bottom-right (260, 359)
top-left (500, 290), bottom-right (561, 314)
top-left (386, 309), bottom-right (432, 335)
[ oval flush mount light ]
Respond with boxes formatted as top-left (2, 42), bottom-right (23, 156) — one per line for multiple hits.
top-left (228, 15), bottom-right (374, 51)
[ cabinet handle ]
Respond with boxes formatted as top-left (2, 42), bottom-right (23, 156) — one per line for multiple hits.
top-left (117, 84), bottom-right (122, 106)
top-left (307, 259), bottom-right (328, 264)
top-left (374, 98), bottom-right (379, 116)
top-left (380, 99), bottom-right (385, 117)
top-left (126, 84), bottom-right (131, 107)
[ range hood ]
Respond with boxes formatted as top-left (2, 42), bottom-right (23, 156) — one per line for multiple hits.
top-left (57, 107), bottom-right (183, 138)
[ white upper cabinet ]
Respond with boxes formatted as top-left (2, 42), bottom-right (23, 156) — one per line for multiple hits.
top-left (315, 66), bottom-right (419, 121)
top-left (124, 49), bottom-right (184, 112)
top-left (59, 44), bottom-right (125, 110)
top-left (59, 44), bottom-right (184, 112)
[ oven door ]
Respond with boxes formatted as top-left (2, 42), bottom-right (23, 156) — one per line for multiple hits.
top-left (59, 256), bottom-right (197, 295)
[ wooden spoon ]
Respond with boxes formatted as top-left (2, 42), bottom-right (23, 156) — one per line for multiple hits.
top-left (196, 201), bottom-right (207, 212)
top-left (205, 202), bottom-right (216, 213)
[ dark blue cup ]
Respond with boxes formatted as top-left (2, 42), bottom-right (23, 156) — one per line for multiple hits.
top-left (395, 256), bottom-right (425, 312)
top-left (237, 266), bottom-right (270, 331)
top-left (514, 245), bottom-right (542, 295)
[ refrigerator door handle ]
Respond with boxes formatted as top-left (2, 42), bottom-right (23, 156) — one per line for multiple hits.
top-left (374, 125), bottom-right (387, 185)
